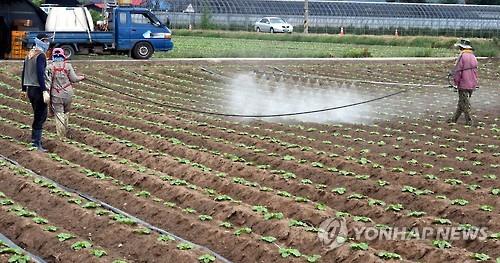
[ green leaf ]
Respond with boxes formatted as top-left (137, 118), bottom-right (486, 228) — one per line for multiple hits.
top-left (199, 215), bottom-right (213, 221)
top-left (353, 216), bottom-right (372, 223)
top-left (279, 247), bottom-right (302, 258)
top-left (377, 251), bottom-right (402, 260)
top-left (252, 205), bottom-right (268, 214)
top-left (350, 242), bottom-right (369, 251)
top-left (234, 227), bottom-right (252, 236)
top-left (311, 162), bottom-right (324, 168)
top-left (43, 226), bottom-right (58, 232)
top-left (263, 212), bottom-right (283, 220)
top-left (71, 241), bottom-right (92, 251)
top-left (260, 236), bottom-right (277, 243)
top-left (219, 222), bottom-right (232, 229)
top-left (133, 227), bottom-right (151, 235)
top-left (57, 233), bottom-right (74, 242)
top-left (489, 233), bottom-right (500, 240)
top-left (304, 254), bottom-right (321, 262)
top-left (90, 249), bottom-right (107, 258)
top-left (32, 217), bottom-right (48, 224)
top-left (451, 199), bottom-right (469, 206)
top-left (120, 185), bottom-right (134, 192)
top-left (82, 202), bottom-right (100, 209)
top-left (176, 243), bottom-right (193, 250)
top-left (135, 191), bottom-right (151, 198)
top-left (471, 253), bottom-right (490, 261)
top-left (479, 205), bottom-right (493, 212)
top-left (214, 195), bottom-right (232, 202)
top-left (8, 254), bottom-right (30, 263)
top-left (315, 203), bottom-right (327, 211)
top-left (182, 208), bottom-right (196, 214)
top-left (386, 204), bottom-right (404, 211)
top-left (157, 235), bottom-right (175, 242)
top-left (113, 214), bottom-right (136, 225)
top-left (0, 247), bottom-right (19, 254)
top-left (289, 219), bottom-right (308, 228)
top-left (331, 187), bottom-right (346, 195)
top-left (198, 254), bottom-right (216, 263)
top-left (407, 211), bottom-right (426, 217)
top-left (432, 240), bottom-right (451, 249)
top-left (433, 218), bottom-right (452, 225)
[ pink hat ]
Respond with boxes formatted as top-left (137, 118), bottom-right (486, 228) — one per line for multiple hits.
top-left (52, 48), bottom-right (66, 59)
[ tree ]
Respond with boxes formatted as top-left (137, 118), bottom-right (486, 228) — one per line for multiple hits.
top-left (200, 5), bottom-right (215, 29)
top-left (31, 0), bottom-right (44, 7)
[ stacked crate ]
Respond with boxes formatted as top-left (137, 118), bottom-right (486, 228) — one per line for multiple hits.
top-left (9, 31), bottom-right (27, 60)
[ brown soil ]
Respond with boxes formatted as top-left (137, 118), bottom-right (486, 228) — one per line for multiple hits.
top-left (0, 59), bottom-right (499, 263)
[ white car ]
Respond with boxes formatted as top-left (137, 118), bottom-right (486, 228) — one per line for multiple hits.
top-left (254, 17), bottom-right (293, 33)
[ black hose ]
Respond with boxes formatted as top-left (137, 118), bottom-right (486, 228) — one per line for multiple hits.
top-left (84, 77), bottom-right (410, 118)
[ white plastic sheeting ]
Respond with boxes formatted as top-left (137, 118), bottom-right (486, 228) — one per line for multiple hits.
top-left (45, 7), bottom-right (94, 32)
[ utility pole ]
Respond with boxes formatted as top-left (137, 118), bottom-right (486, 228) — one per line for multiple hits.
top-left (304, 0), bottom-right (309, 34)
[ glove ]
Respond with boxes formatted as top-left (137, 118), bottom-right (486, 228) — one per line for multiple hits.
top-left (42, 91), bottom-right (50, 104)
top-left (19, 92), bottom-right (27, 100)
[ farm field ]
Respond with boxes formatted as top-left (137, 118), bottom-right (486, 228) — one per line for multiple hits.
top-left (0, 58), bottom-right (498, 263)
top-left (155, 36), bottom-right (456, 58)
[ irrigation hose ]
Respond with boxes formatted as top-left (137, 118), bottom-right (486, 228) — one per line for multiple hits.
top-left (0, 154), bottom-right (233, 263)
top-left (0, 232), bottom-right (47, 263)
top-left (84, 77), bottom-right (411, 118)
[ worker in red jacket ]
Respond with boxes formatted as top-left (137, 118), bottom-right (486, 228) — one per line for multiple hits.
top-left (448, 39), bottom-right (478, 126)
top-left (45, 48), bottom-right (84, 138)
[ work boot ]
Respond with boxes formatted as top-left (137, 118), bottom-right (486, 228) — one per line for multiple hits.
top-left (465, 118), bottom-right (474, 126)
top-left (32, 129), bottom-right (47, 152)
top-left (31, 129), bottom-right (36, 145)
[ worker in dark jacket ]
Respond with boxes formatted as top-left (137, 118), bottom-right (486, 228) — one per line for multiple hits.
top-left (21, 33), bottom-right (50, 152)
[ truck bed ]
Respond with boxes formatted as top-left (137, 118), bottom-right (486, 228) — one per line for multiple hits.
top-left (26, 31), bottom-right (114, 46)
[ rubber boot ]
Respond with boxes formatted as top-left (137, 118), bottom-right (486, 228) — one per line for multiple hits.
top-left (465, 116), bottom-right (473, 126)
top-left (31, 129), bottom-right (36, 145)
top-left (447, 108), bottom-right (462, 124)
top-left (33, 129), bottom-right (47, 152)
top-left (55, 112), bottom-right (66, 138)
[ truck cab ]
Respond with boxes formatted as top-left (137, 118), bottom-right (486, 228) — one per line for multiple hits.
top-left (115, 7), bottom-right (172, 59)
top-left (24, 7), bottom-right (173, 59)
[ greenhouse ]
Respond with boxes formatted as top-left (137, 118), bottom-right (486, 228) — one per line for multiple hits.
top-left (158, 0), bottom-right (500, 37)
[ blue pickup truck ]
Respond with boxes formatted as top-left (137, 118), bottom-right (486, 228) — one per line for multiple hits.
top-left (25, 7), bottom-right (173, 59)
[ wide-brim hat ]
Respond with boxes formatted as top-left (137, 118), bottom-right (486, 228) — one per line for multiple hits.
top-left (454, 39), bottom-right (473, 50)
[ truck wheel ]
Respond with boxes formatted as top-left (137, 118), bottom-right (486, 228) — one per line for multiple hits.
top-left (270, 28), bottom-right (274, 33)
top-left (256, 27), bottom-right (260, 32)
top-left (60, 45), bottom-right (75, 60)
top-left (132, 42), bottom-right (153, 59)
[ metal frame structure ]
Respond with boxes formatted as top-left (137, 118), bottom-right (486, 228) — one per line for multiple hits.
top-left (146, 0), bottom-right (500, 36)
